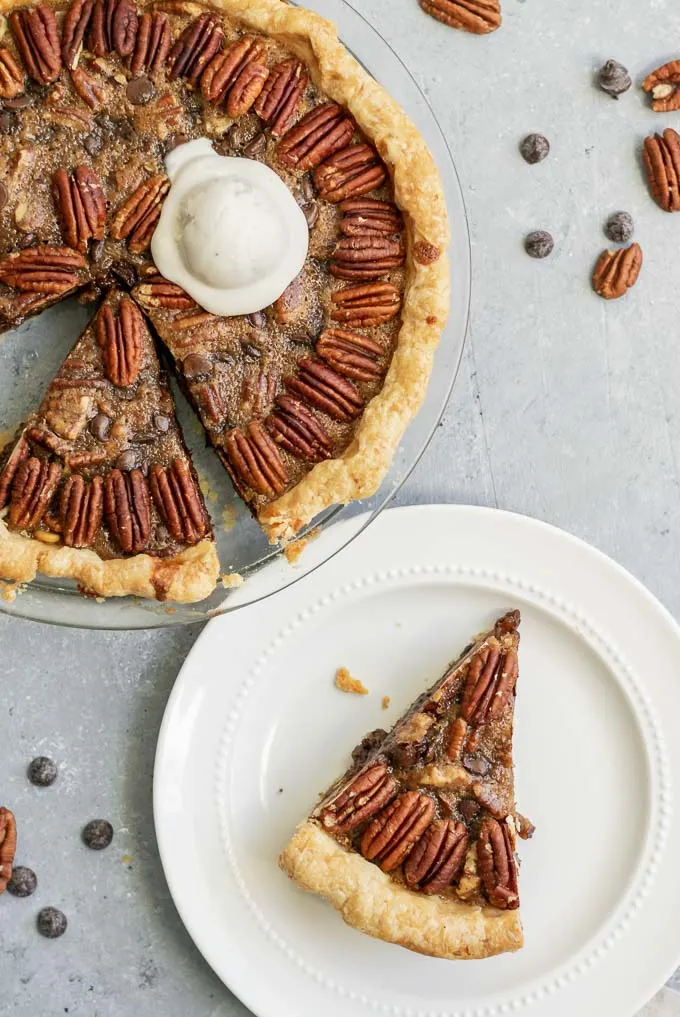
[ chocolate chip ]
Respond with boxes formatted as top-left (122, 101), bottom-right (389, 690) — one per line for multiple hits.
top-left (3, 94), bottom-right (32, 110)
top-left (82, 819), bottom-right (114, 850)
top-left (116, 118), bottom-right (136, 141)
top-left (300, 201), bottom-right (318, 230)
top-left (27, 756), bottom-right (57, 787)
top-left (247, 310), bottom-right (266, 329)
top-left (165, 133), bottom-right (189, 154)
top-left (7, 866), bottom-right (37, 897)
top-left (520, 133), bottom-right (550, 164)
top-left (459, 798), bottom-right (481, 822)
top-left (604, 211), bottom-right (634, 244)
top-left (241, 342), bottom-right (262, 361)
top-left (0, 110), bottom-right (19, 135)
top-left (351, 728), bottom-right (388, 768)
top-left (115, 449), bottom-right (137, 471)
top-left (90, 413), bottom-right (112, 441)
top-left (83, 131), bottom-right (103, 156)
top-left (223, 122), bottom-right (245, 150)
top-left (301, 175), bottom-right (316, 202)
top-left (182, 352), bottom-right (213, 379)
top-left (153, 413), bottom-right (170, 433)
top-left (462, 753), bottom-right (492, 777)
top-left (37, 907), bottom-right (68, 938)
top-left (524, 230), bottom-right (554, 259)
top-left (0, 181), bottom-right (7, 213)
top-left (111, 261), bottom-right (139, 288)
top-left (126, 75), bottom-right (155, 105)
top-left (243, 132), bottom-right (266, 159)
top-left (598, 59), bottom-right (631, 98)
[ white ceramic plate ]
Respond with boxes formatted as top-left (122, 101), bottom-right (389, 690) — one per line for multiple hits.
top-left (154, 505), bottom-right (680, 1017)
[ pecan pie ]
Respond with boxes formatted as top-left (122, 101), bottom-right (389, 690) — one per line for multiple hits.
top-left (280, 611), bottom-right (531, 959)
top-left (0, 0), bottom-right (449, 598)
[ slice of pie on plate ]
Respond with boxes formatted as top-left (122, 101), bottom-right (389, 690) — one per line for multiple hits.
top-left (0, 288), bottom-right (219, 601)
top-left (280, 610), bottom-right (532, 960)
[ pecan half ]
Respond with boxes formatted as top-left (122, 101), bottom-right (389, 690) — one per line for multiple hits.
top-left (316, 328), bottom-right (384, 381)
top-left (643, 61), bottom-right (680, 113)
top-left (643, 128), bottom-right (680, 212)
top-left (266, 394), bottom-right (332, 462)
top-left (445, 716), bottom-right (468, 760)
top-left (111, 175), bottom-right (169, 253)
top-left (0, 807), bottom-right (17, 894)
top-left (60, 474), bottom-right (104, 547)
top-left (194, 380), bottom-right (227, 429)
top-left (592, 244), bottom-right (643, 301)
top-left (254, 57), bottom-right (308, 137)
top-left (131, 11), bottom-right (171, 76)
top-left (285, 357), bottom-right (363, 421)
top-left (150, 459), bottom-right (209, 546)
top-left (9, 457), bottom-right (62, 530)
top-left (330, 235), bottom-right (404, 282)
top-left (460, 645), bottom-right (518, 727)
top-left (9, 5), bottom-right (61, 85)
top-left (313, 144), bottom-right (386, 203)
top-left (278, 103), bottom-right (355, 171)
top-left (240, 366), bottom-right (277, 417)
top-left (134, 274), bottom-right (195, 310)
top-left (52, 166), bottom-right (106, 253)
top-left (88, 0), bottom-right (138, 58)
top-left (167, 13), bottom-right (223, 84)
top-left (477, 818), bottom-right (519, 910)
top-left (61, 0), bottom-right (94, 68)
top-left (223, 421), bottom-right (288, 499)
top-left (273, 275), bottom-right (303, 325)
top-left (104, 468), bottom-right (151, 553)
top-left (0, 46), bottom-right (25, 99)
top-left (339, 198), bottom-right (403, 238)
top-left (201, 37), bottom-right (268, 117)
top-left (360, 791), bottom-right (435, 872)
top-left (95, 297), bottom-right (143, 387)
top-left (404, 819), bottom-right (468, 894)
top-left (0, 246), bottom-right (87, 295)
top-left (70, 66), bottom-right (106, 108)
top-left (0, 437), bottom-right (30, 510)
top-left (320, 762), bottom-right (398, 833)
top-left (330, 281), bottom-right (401, 327)
top-left (420, 0), bottom-right (501, 34)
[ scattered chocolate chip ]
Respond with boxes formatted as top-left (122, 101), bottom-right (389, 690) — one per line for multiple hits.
top-left (0, 110), bottom-right (19, 135)
top-left (7, 866), bottom-right (37, 898)
top-left (300, 201), bottom-right (318, 229)
top-left (462, 753), bottom-right (492, 777)
top-left (83, 131), bottom-right (103, 156)
top-left (82, 819), bottom-right (114, 850)
top-left (4, 94), bottom-right (32, 110)
top-left (520, 133), bottom-right (550, 164)
top-left (182, 352), bottom-right (213, 379)
top-left (27, 756), bottom-right (57, 787)
top-left (243, 132), bottom-right (266, 159)
top-left (90, 413), bottom-right (112, 441)
top-left (222, 122), bottom-right (245, 151)
top-left (0, 181), bottom-right (8, 213)
top-left (115, 118), bottom-right (136, 140)
top-left (247, 310), bottom-right (266, 329)
top-left (241, 342), bottom-right (262, 361)
top-left (459, 798), bottom-right (481, 823)
top-left (153, 413), bottom-right (170, 433)
top-left (115, 449), bottom-right (137, 471)
top-left (598, 59), bottom-right (631, 98)
top-left (165, 133), bottom-right (189, 154)
top-left (524, 230), bottom-right (554, 259)
top-left (126, 75), bottom-right (155, 106)
top-left (604, 211), bottom-right (634, 244)
top-left (37, 907), bottom-right (67, 938)
top-left (111, 261), bottom-right (139, 288)
top-left (351, 728), bottom-right (388, 768)
top-left (301, 175), bottom-right (316, 202)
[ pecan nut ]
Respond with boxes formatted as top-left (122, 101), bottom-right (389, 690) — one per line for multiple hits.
top-left (168, 13), bottom-right (223, 84)
top-left (339, 198), bottom-right (403, 238)
top-left (95, 297), bottom-right (144, 387)
top-left (330, 235), bottom-right (404, 282)
top-left (273, 275), bottom-right (303, 325)
top-left (70, 66), bottom-right (107, 108)
top-left (52, 166), bottom-right (106, 253)
top-left (227, 61), bottom-right (269, 118)
top-left (241, 366), bottom-right (277, 417)
top-left (266, 394), bottom-right (332, 462)
top-left (0, 807), bottom-right (17, 894)
top-left (60, 474), bottom-right (104, 547)
top-left (223, 421), bottom-right (288, 499)
top-left (134, 274), bottom-right (196, 310)
top-left (0, 436), bottom-right (30, 510)
top-left (330, 281), bottom-right (401, 327)
top-left (592, 244), bottom-right (642, 301)
top-left (61, 0), bottom-right (94, 68)
top-left (445, 716), bottom-right (468, 760)
top-left (643, 61), bottom-right (680, 113)
top-left (285, 357), bottom-right (363, 421)
top-left (420, 0), bottom-right (501, 34)
top-left (254, 57), bottom-right (308, 138)
top-left (316, 328), bottom-right (384, 381)
top-left (150, 459), bottom-right (209, 546)
top-left (88, 0), bottom-right (138, 58)
top-left (131, 11), bottom-right (171, 76)
top-left (278, 103), bottom-right (355, 171)
top-left (111, 175), bottom-right (169, 253)
top-left (0, 46), bottom-right (25, 99)
top-left (404, 819), bottom-right (468, 894)
top-left (9, 5), bottom-right (61, 85)
top-left (477, 817), bottom-right (519, 910)
top-left (360, 791), bottom-right (435, 872)
top-left (201, 37), bottom-right (268, 116)
top-left (193, 380), bottom-right (227, 429)
top-left (313, 144), bottom-right (386, 203)
top-left (643, 128), bottom-right (680, 212)
top-left (0, 246), bottom-right (87, 295)
top-left (321, 762), bottom-right (398, 833)
top-left (460, 645), bottom-right (518, 727)
top-left (104, 468), bottom-right (151, 553)
top-left (9, 456), bottom-right (62, 530)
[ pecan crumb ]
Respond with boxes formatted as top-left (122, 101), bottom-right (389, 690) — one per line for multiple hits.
top-left (220, 573), bottom-right (244, 589)
top-left (335, 667), bottom-right (368, 696)
top-left (283, 527), bottom-right (320, 566)
top-left (381, 696), bottom-right (391, 710)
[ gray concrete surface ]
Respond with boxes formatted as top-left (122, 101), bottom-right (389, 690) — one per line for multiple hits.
top-left (3, 0), bottom-right (680, 1012)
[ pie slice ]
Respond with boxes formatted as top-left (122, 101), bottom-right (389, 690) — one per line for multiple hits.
top-left (0, 288), bottom-right (219, 601)
top-left (280, 610), bottom-right (532, 960)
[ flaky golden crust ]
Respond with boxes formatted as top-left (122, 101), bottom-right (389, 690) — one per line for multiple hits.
top-left (0, 519), bottom-right (219, 602)
top-left (280, 821), bottom-right (523, 960)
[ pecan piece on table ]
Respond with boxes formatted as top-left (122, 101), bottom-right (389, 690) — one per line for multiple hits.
top-left (201, 37), bottom-right (268, 115)
top-left (223, 421), bottom-right (288, 499)
top-left (285, 357), bottom-right (363, 422)
top-left (111, 175), bottom-right (170, 253)
top-left (278, 103), bottom-right (355, 171)
top-left (61, 0), bottom-right (94, 69)
top-left (0, 47), bottom-right (25, 99)
top-left (330, 235), bottom-right (404, 282)
top-left (404, 819), bottom-right (468, 894)
top-left (360, 791), bottom-right (435, 872)
top-left (104, 467), bottom-right (151, 553)
top-left (339, 198), bottom-right (403, 238)
top-left (643, 128), bottom-right (680, 212)
top-left (643, 61), bottom-right (680, 113)
top-left (95, 296), bottom-right (144, 387)
top-left (70, 66), bottom-right (107, 108)
top-left (320, 762), bottom-right (398, 833)
top-left (0, 807), bottom-right (17, 894)
top-left (330, 281), bottom-right (401, 327)
top-left (9, 457), bottom-right (62, 531)
top-left (60, 474), bottom-right (104, 547)
top-left (0, 246), bottom-right (87, 295)
top-left (168, 13), bottom-right (223, 85)
top-left (477, 817), bottom-right (519, 910)
top-left (52, 166), bottom-right (106, 253)
top-left (316, 328), bottom-right (384, 381)
top-left (9, 5), bottom-right (61, 85)
top-left (460, 645), bottom-right (518, 727)
top-left (0, 437), bottom-right (30, 510)
top-left (88, 0), bottom-right (138, 59)
top-left (131, 11), bottom-right (171, 76)
top-left (254, 57), bottom-right (308, 138)
top-left (150, 459), bottom-right (209, 546)
top-left (134, 274), bottom-right (196, 310)
top-left (313, 144), bottom-right (386, 203)
top-left (420, 0), bottom-right (501, 34)
top-left (592, 244), bottom-right (642, 301)
top-left (266, 394), bottom-right (332, 462)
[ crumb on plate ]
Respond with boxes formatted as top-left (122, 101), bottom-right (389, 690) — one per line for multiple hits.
top-left (335, 667), bottom-right (368, 696)
top-left (382, 696), bottom-right (391, 710)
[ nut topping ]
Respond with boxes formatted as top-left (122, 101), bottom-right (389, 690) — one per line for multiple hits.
top-left (313, 144), bottom-right (386, 203)
top-left (266, 394), bottom-right (332, 462)
top-left (477, 818), bottom-right (519, 910)
top-left (131, 11), bottom-right (171, 76)
top-left (111, 175), bottom-right (170, 253)
top-left (592, 244), bottom-right (643, 301)
top-left (0, 47), bottom-right (25, 99)
top-left (419, 0), bottom-right (501, 34)
top-left (9, 5), bottom-right (61, 85)
top-left (316, 328), bottom-right (384, 381)
top-left (285, 357), bottom-right (363, 422)
top-left (330, 281), bottom-right (401, 327)
top-left (404, 819), bottom-right (468, 894)
top-left (460, 645), bottom-right (518, 727)
top-left (339, 198), bottom-right (403, 238)
top-left (0, 246), bottom-right (87, 295)
top-left (168, 13), bottom-right (223, 85)
top-left (445, 716), bottom-right (468, 761)
top-left (0, 807), bottom-right (17, 894)
top-left (0, 437), bottom-right (30, 510)
top-left (134, 274), bottom-right (196, 310)
top-left (95, 297), bottom-right (143, 387)
top-left (52, 166), bottom-right (106, 253)
top-left (201, 37), bottom-right (268, 117)
top-left (360, 791), bottom-right (435, 872)
top-left (150, 459), bottom-right (209, 546)
top-left (643, 128), bottom-right (680, 212)
top-left (278, 103), bottom-right (355, 171)
top-left (330, 235), bottom-right (404, 282)
top-left (70, 66), bottom-right (107, 108)
top-left (320, 762), bottom-right (398, 833)
top-left (104, 467), bottom-right (151, 553)
top-left (60, 474), bottom-right (104, 547)
top-left (61, 0), bottom-right (94, 69)
top-left (9, 456), bottom-right (62, 530)
top-left (254, 58), bottom-right (308, 138)
top-left (643, 61), bottom-right (680, 112)
top-left (88, 0), bottom-right (138, 59)
top-left (223, 421), bottom-right (288, 499)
